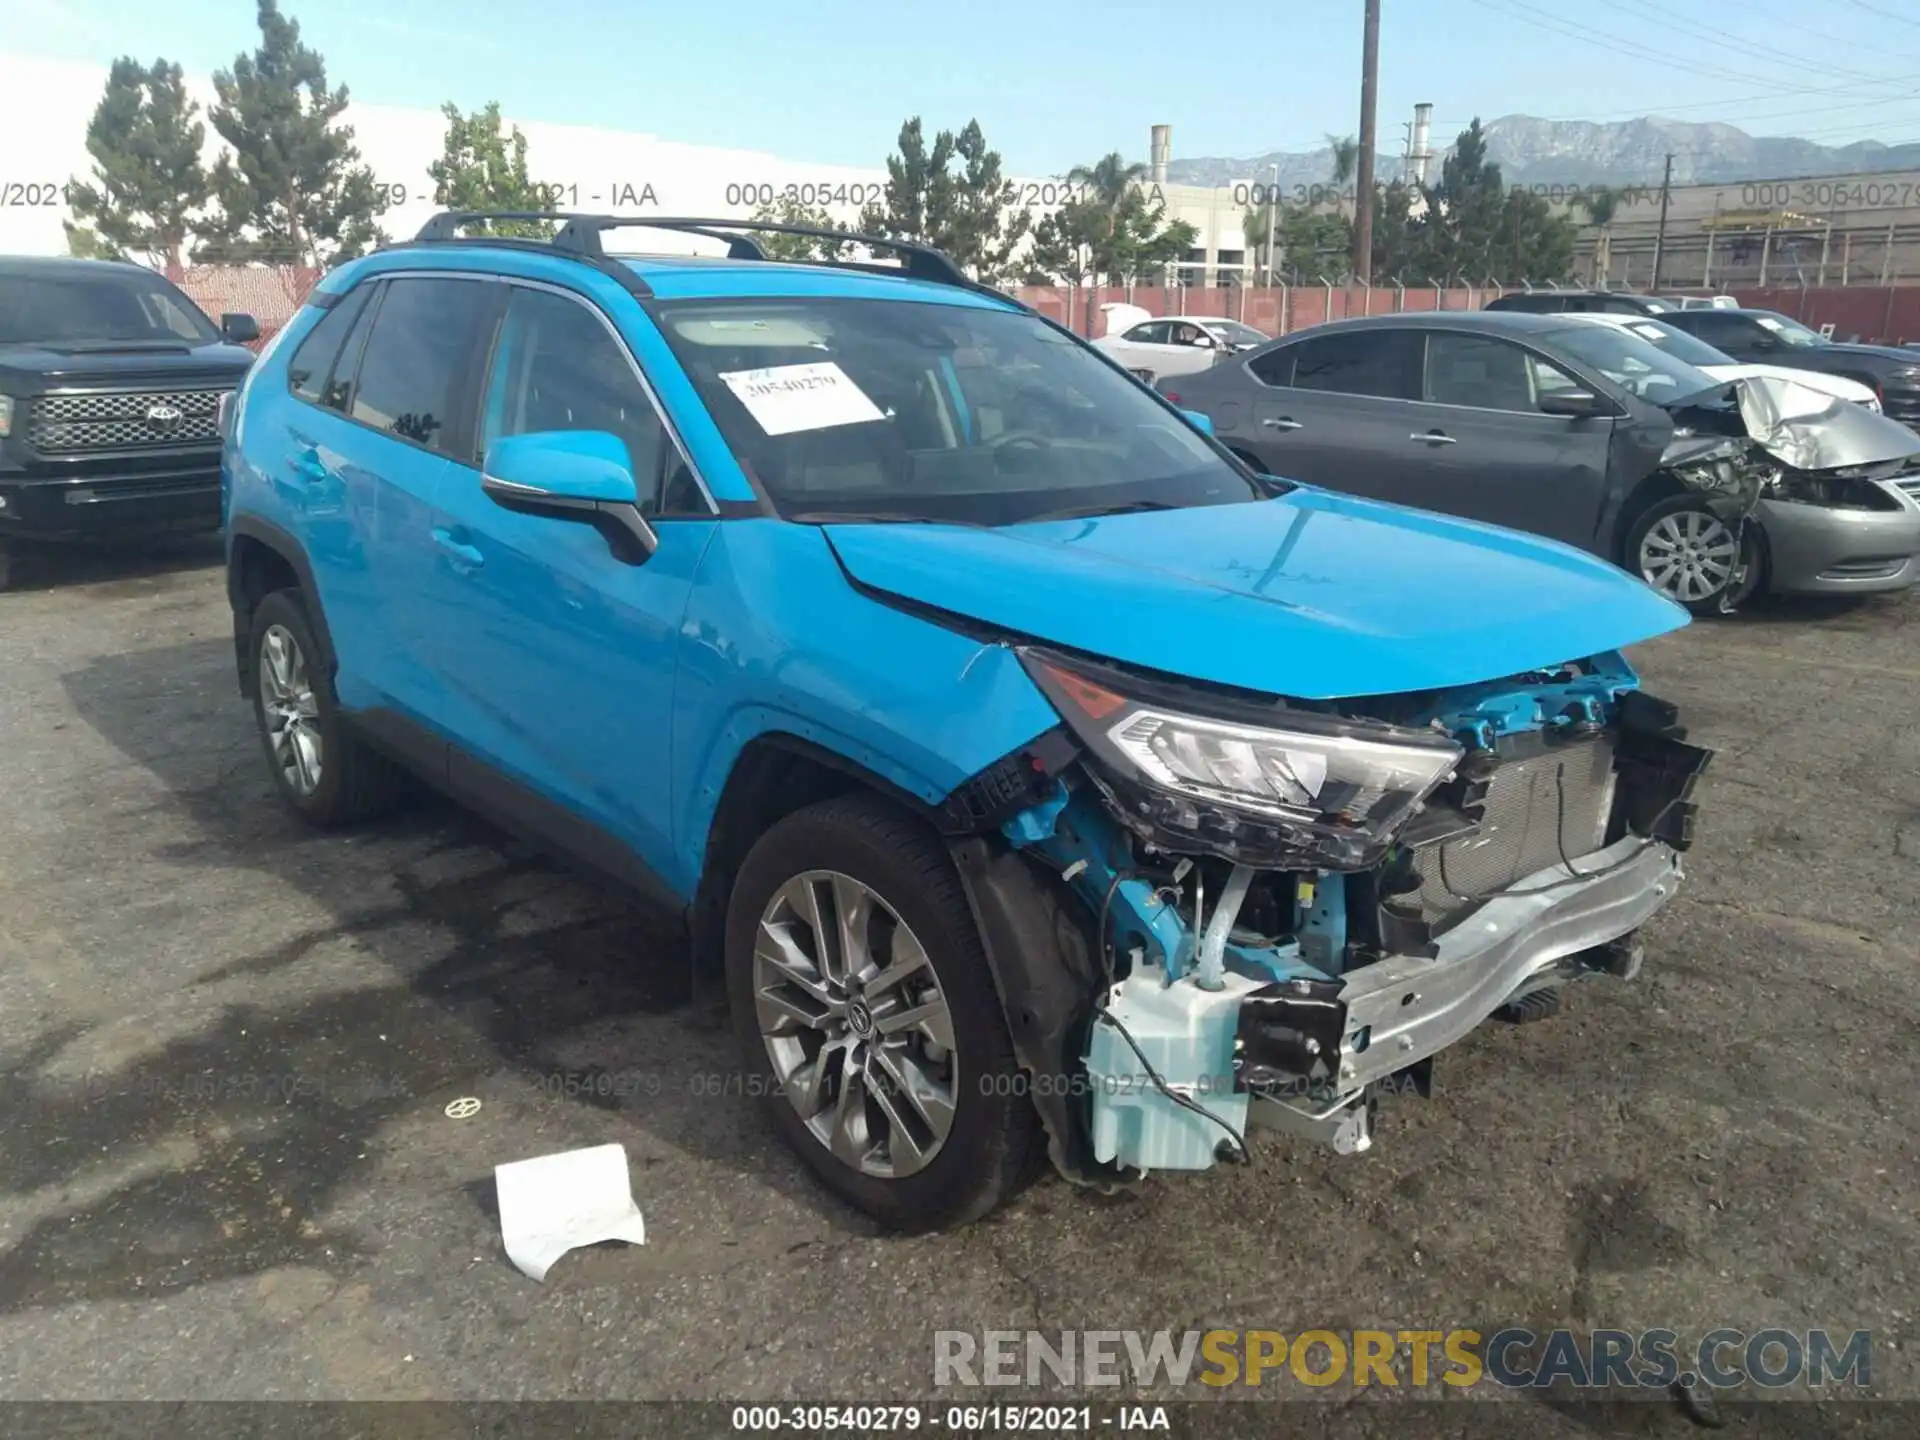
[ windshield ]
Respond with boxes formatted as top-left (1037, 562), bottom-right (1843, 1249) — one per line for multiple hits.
top-left (1754, 312), bottom-right (1830, 349)
top-left (654, 297), bottom-right (1272, 525)
top-left (1201, 320), bottom-right (1269, 347)
top-left (0, 270), bottom-right (219, 347)
top-left (1539, 322), bottom-right (1724, 403)
top-left (1596, 318), bottom-right (1737, 370)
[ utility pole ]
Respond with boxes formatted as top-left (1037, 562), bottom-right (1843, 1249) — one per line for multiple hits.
top-left (1353, 0), bottom-right (1381, 283)
top-left (1650, 152), bottom-right (1673, 289)
top-left (1265, 161), bottom-right (1280, 285)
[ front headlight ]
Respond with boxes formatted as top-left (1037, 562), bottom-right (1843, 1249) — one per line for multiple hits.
top-left (1023, 651), bottom-right (1464, 870)
top-left (0, 395), bottom-right (14, 438)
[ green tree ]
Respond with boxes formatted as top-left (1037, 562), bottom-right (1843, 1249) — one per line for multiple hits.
top-left (858, 117), bottom-right (1030, 284)
top-left (196, 0), bottom-right (387, 266)
top-left (746, 194), bottom-right (850, 261)
top-left (65, 57), bottom-right (210, 270)
top-left (1244, 202), bottom-right (1352, 282)
top-left (1575, 185), bottom-right (1626, 282)
top-left (1375, 119), bottom-right (1578, 284)
top-left (1022, 154), bottom-right (1191, 285)
top-left (428, 102), bottom-right (552, 238)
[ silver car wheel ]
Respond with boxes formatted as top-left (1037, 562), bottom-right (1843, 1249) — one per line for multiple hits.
top-left (1639, 510), bottom-right (1740, 603)
top-left (259, 623), bottom-right (324, 796)
top-left (753, 869), bottom-right (958, 1179)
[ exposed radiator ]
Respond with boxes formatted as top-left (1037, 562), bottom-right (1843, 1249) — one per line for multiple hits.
top-left (1409, 738), bottom-right (1617, 933)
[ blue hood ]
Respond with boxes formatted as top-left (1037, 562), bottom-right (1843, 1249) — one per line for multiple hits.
top-left (825, 490), bottom-right (1688, 700)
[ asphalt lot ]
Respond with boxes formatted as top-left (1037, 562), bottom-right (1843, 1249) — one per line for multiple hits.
top-left (0, 537), bottom-right (1915, 1433)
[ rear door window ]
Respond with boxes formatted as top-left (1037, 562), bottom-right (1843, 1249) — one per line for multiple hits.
top-left (1247, 346), bottom-right (1295, 387)
top-left (349, 277), bottom-right (497, 458)
top-left (1289, 329), bottom-right (1421, 399)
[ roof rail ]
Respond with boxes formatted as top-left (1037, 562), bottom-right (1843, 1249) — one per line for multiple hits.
top-left (411, 211), bottom-right (979, 291)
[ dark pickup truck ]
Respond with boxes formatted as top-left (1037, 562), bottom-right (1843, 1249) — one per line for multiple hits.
top-left (0, 256), bottom-right (258, 589)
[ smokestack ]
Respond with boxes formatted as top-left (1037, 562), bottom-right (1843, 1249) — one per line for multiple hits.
top-left (1410, 102), bottom-right (1434, 185)
top-left (1150, 124), bottom-right (1171, 185)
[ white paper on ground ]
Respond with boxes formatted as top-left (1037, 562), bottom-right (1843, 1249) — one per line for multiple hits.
top-left (718, 361), bottom-right (886, 436)
top-left (495, 1142), bottom-right (646, 1281)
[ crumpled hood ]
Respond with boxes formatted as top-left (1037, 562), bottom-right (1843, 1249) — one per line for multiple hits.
top-left (1732, 373), bottom-right (1920, 471)
top-left (825, 490), bottom-right (1689, 701)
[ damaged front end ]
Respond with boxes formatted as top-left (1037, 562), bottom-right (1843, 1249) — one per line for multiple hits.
top-left (1655, 376), bottom-right (1920, 604)
top-left (947, 648), bottom-right (1710, 1188)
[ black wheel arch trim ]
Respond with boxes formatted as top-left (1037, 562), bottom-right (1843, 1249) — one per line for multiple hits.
top-left (228, 514), bottom-right (338, 696)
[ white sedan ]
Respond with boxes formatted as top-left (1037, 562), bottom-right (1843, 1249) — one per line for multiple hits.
top-left (1567, 313), bottom-right (1881, 412)
top-left (1094, 303), bottom-right (1270, 383)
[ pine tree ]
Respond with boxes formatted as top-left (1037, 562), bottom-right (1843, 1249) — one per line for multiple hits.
top-left (197, 0), bottom-right (387, 266)
top-left (428, 102), bottom-right (553, 238)
top-left (65, 57), bottom-right (210, 270)
top-left (746, 195), bottom-right (850, 262)
top-left (859, 117), bottom-right (1029, 285)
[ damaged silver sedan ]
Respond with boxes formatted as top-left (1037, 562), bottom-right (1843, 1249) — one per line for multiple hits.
top-left (1163, 312), bottom-right (1920, 615)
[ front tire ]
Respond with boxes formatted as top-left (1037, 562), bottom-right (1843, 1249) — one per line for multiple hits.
top-left (724, 794), bottom-right (1043, 1230)
top-left (247, 589), bottom-right (404, 826)
top-left (1626, 496), bottom-right (1764, 616)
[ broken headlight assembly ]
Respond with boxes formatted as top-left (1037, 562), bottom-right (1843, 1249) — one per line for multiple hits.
top-left (1761, 463), bottom-right (1903, 511)
top-left (1020, 650), bottom-right (1464, 870)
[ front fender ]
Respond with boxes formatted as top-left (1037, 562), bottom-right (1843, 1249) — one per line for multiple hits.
top-left (669, 520), bottom-right (1062, 894)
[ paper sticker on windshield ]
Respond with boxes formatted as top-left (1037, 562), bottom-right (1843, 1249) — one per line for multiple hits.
top-left (718, 362), bottom-right (886, 436)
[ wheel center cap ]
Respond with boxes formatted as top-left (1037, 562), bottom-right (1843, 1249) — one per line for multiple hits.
top-left (846, 998), bottom-right (874, 1037)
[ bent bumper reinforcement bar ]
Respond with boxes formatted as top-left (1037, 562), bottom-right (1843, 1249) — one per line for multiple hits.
top-left (1249, 836), bottom-right (1683, 1140)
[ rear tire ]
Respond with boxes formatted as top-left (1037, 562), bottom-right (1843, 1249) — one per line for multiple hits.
top-left (724, 793), bottom-right (1043, 1230)
top-left (1625, 496), bottom-right (1764, 616)
top-left (247, 589), bottom-right (405, 827)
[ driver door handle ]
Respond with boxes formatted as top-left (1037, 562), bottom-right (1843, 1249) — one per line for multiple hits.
top-left (1409, 430), bottom-right (1458, 445)
top-left (1261, 417), bottom-right (1303, 431)
top-left (431, 526), bottom-right (485, 570)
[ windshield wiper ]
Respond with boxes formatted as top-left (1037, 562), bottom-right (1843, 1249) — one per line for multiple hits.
top-left (788, 510), bottom-right (985, 527)
top-left (1020, 498), bottom-right (1181, 523)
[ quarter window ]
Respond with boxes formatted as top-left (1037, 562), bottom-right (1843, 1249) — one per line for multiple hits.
top-left (349, 277), bottom-right (495, 456)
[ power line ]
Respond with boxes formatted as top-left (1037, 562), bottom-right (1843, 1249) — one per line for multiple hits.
top-left (1602, 0), bottom-right (1911, 85)
top-left (1723, 0), bottom-right (1920, 63)
top-left (1464, 0), bottom-right (1917, 94)
top-left (1838, 0), bottom-right (1920, 31)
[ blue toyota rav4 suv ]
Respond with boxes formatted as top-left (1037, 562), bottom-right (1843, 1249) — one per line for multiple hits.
top-left (224, 213), bottom-right (1712, 1229)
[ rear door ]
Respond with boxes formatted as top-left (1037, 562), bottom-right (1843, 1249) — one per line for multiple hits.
top-left (1398, 330), bottom-right (1616, 549)
top-left (1243, 328), bottom-right (1423, 497)
top-left (331, 275), bottom-right (504, 722)
top-left (1107, 320), bottom-right (1177, 377)
top-left (1665, 310), bottom-right (1771, 362)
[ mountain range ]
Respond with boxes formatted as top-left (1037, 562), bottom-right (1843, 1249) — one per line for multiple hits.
top-left (1161, 114), bottom-right (1920, 191)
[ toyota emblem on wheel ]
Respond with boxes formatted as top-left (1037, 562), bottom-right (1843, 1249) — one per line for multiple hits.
top-left (144, 402), bottom-right (183, 433)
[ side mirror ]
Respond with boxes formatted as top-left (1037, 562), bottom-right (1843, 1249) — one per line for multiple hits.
top-left (481, 430), bottom-right (658, 562)
top-left (1537, 388), bottom-right (1608, 419)
top-left (1181, 408), bottom-right (1215, 435)
top-left (221, 312), bottom-right (261, 344)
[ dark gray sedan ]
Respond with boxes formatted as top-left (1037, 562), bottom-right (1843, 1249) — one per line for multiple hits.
top-left (1158, 312), bottom-right (1920, 614)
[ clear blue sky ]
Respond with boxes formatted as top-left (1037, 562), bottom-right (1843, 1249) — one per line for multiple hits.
top-left (10, 0), bottom-right (1920, 179)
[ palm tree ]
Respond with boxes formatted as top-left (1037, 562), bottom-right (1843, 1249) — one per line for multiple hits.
top-left (1326, 133), bottom-right (1359, 218)
top-left (1066, 151), bottom-right (1149, 282)
top-left (1576, 186), bottom-right (1624, 283)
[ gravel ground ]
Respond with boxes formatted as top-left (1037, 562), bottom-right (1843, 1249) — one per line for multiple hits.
top-left (0, 538), bottom-right (1914, 1436)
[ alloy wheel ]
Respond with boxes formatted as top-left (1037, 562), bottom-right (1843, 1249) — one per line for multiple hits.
top-left (752, 870), bottom-right (958, 1179)
top-left (1638, 510), bottom-right (1741, 604)
top-left (259, 623), bottom-right (324, 796)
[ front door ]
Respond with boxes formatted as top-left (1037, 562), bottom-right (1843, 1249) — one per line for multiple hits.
top-left (1398, 330), bottom-right (1616, 550)
top-left (420, 282), bottom-right (714, 884)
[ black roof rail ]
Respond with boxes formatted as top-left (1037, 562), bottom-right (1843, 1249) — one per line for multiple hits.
top-left (411, 211), bottom-right (979, 292)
